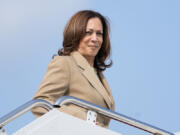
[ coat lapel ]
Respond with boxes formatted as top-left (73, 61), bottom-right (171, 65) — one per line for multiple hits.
top-left (98, 72), bottom-right (115, 110)
top-left (71, 51), bottom-right (113, 109)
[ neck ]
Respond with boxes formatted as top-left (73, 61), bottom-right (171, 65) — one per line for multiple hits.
top-left (84, 56), bottom-right (95, 67)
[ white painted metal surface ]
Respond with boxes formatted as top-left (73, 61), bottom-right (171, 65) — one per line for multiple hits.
top-left (175, 132), bottom-right (180, 135)
top-left (13, 109), bottom-right (122, 135)
top-left (0, 129), bottom-right (7, 135)
top-left (86, 110), bottom-right (97, 125)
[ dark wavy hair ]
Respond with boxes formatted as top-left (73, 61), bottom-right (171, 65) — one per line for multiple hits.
top-left (58, 10), bottom-right (112, 71)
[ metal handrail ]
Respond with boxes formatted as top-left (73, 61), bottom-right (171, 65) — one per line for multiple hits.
top-left (0, 99), bottom-right (53, 128)
top-left (54, 96), bottom-right (174, 135)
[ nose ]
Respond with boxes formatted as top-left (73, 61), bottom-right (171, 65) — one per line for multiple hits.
top-left (91, 33), bottom-right (98, 42)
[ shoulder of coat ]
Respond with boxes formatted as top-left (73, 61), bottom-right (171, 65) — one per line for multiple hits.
top-left (52, 55), bottom-right (71, 61)
top-left (48, 55), bottom-right (71, 66)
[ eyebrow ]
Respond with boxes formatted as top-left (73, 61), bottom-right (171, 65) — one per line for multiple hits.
top-left (86, 28), bottom-right (103, 32)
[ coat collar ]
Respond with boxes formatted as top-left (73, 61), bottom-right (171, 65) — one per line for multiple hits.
top-left (70, 51), bottom-right (114, 110)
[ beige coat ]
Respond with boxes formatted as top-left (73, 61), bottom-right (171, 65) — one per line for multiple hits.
top-left (31, 51), bottom-right (114, 127)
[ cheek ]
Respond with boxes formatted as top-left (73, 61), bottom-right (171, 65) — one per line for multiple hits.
top-left (82, 38), bottom-right (90, 46)
top-left (78, 39), bottom-right (88, 49)
top-left (99, 38), bottom-right (103, 46)
top-left (99, 36), bottom-right (103, 42)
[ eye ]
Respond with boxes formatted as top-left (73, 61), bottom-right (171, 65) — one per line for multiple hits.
top-left (97, 32), bottom-right (103, 36)
top-left (85, 31), bottom-right (92, 35)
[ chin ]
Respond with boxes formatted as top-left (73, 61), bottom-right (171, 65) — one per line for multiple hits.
top-left (88, 50), bottom-right (99, 56)
top-left (88, 52), bottom-right (98, 57)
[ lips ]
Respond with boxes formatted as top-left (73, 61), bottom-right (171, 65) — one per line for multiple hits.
top-left (88, 45), bottom-right (99, 48)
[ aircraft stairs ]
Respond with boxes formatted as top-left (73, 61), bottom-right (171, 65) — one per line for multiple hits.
top-left (0, 96), bottom-right (178, 135)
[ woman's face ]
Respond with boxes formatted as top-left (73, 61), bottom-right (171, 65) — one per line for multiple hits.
top-left (77, 17), bottom-right (103, 59)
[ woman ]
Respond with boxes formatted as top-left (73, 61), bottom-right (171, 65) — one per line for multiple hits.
top-left (32, 10), bottom-right (114, 128)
